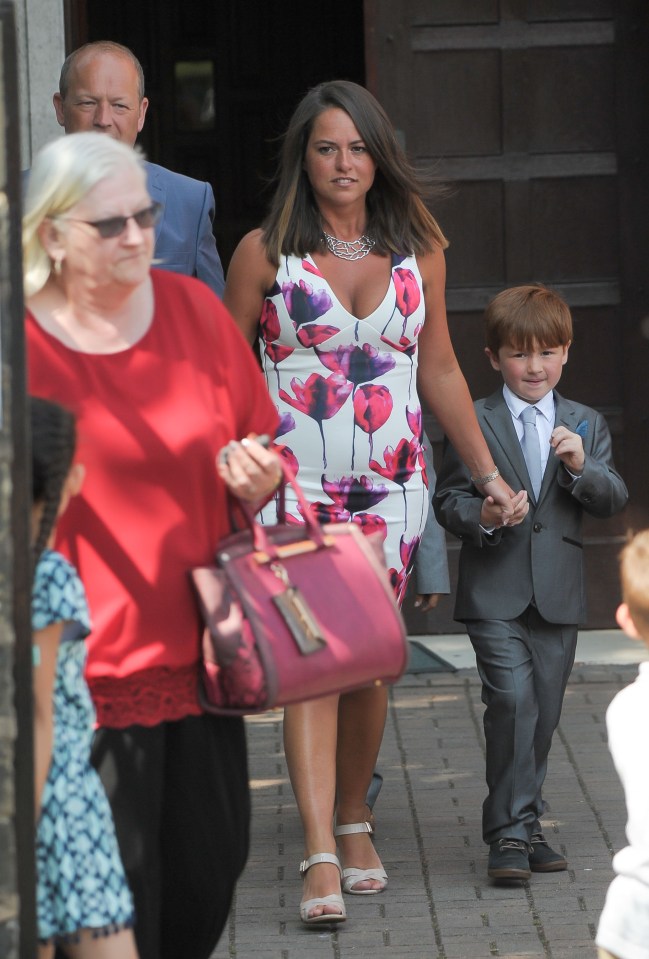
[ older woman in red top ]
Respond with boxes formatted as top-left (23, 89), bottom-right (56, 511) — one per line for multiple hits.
top-left (23, 132), bottom-right (281, 959)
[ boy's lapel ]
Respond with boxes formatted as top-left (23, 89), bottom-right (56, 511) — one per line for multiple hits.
top-left (481, 390), bottom-right (531, 493)
top-left (537, 391), bottom-right (579, 502)
top-left (481, 389), bottom-right (582, 504)
top-left (553, 391), bottom-right (580, 434)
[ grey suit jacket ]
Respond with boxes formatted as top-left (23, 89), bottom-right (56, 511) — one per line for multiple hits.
top-left (433, 389), bottom-right (628, 625)
top-left (146, 162), bottom-right (225, 298)
top-left (414, 442), bottom-right (451, 595)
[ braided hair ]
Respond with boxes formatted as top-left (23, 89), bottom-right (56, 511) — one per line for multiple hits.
top-left (30, 397), bottom-right (77, 566)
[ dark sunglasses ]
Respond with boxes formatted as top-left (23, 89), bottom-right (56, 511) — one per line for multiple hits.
top-left (60, 201), bottom-right (162, 239)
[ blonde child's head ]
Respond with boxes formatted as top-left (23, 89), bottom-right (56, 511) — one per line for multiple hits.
top-left (616, 530), bottom-right (649, 644)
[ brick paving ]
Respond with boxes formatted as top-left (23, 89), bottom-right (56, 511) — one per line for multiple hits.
top-left (211, 661), bottom-right (638, 959)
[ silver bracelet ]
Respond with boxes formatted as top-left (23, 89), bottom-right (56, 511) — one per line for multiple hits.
top-left (470, 466), bottom-right (500, 486)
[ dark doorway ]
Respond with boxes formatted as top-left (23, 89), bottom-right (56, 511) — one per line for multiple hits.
top-left (70, 1), bottom-right (365, 269)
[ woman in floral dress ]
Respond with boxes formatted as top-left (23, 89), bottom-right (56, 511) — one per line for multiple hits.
top-left (224, 79), bottom-right (528, 927)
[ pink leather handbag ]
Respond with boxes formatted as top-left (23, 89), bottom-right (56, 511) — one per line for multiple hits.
top-left (190, 463), bottom-right (408, 715)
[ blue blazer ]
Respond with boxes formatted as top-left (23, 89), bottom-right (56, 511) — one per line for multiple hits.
top-left (146, 161), bottom-right (225, 299)
top-left (433, 389), bottom-right (628, 625)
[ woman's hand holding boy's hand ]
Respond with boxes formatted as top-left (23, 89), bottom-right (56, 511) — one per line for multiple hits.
top-left (551, 426), bottom-right (585, 475)
top-left (480, 488), bottom-right (528, 529)
top-left (481, 473), bottom-right (521, 509)
top-left (480, 474), bottom-right (528, 525)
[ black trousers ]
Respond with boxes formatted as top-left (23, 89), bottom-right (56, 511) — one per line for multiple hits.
top-left (87, 714), bottom-right (250, 959)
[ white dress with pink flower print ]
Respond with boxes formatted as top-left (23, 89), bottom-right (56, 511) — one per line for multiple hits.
top-left (261, 252), bottom-right (428, 605)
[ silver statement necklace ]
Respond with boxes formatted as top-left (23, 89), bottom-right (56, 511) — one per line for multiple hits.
top-left (322, 229), bottom-right (375, 261)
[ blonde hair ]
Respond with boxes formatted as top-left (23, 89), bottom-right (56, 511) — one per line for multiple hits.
top-left (619, 530), bottom-right (649, 640)
top-left (23, 132), bottom-right (147, 297)
top-left (484, 284), bottom-right (573, 354)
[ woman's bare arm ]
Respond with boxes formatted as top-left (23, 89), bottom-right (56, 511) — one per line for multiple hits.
top-left (223, 230), bottom-right (277, 345)
top-left (33, 623), bottom-right (61, 820)
top-left (416, 246), bottom-right (526, 515)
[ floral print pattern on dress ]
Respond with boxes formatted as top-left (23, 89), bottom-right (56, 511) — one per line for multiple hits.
top-left (260, 252), bottom-right (429, 605)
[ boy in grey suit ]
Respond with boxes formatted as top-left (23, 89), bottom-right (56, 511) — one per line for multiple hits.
top-left (434, 285), bottom-right (628, 882)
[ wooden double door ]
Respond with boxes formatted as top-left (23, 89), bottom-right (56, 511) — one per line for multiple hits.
top-left (69, 0), bottom-right (648, 631)
top-left (366, 0), bottom-right (648, 632)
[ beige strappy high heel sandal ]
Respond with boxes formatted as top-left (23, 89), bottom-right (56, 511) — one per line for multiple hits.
top-left (298, 853), bottom-right (347, 925)
top-left (334, 821), bottom-right (388, 895)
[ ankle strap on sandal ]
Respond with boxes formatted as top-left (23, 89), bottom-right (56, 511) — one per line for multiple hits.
top-left (299, 852), bottom-right (342, 877)
top-left (333, 821), bottom-right (374, 837)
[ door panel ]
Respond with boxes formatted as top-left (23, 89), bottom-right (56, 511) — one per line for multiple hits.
top-left (366, 0), bottom-right (648, 633)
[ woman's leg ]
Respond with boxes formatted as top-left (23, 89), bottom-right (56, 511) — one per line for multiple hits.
top-left (283, 695), bottom-right (341, 918)
top-left (335, 684), bottom-right (389, 890)
top-left (159, 714), bottom-right (250, 959)
top-left (91, 726), bottom-right (165, 959)
top-left (93, 715), bottom-right (248, 959)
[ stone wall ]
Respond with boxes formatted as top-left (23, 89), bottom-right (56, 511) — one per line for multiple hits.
top-left (0, 3), bottom-right (47, 953)
top-left (14, 0), bottom-right (65, 168)
top-left (0, 452), bottom-right (19, 958)
top-left (0, 10), bottom-right (20, 947)
top-left (0, 5), bottom-right (19, 959)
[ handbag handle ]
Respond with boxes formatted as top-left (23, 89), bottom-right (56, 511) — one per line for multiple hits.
top-left (234, 459), bottom-right (327, 560)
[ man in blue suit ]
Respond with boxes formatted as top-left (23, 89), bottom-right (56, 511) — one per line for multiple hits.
top-left (53, 41), bottom-right (225, 298)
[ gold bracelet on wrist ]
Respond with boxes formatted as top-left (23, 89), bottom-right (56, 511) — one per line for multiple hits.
top-left (470, 466), bottom-right (500, 486)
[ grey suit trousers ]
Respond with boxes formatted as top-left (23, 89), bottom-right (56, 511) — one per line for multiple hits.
top-left (465, 606), bottom-right (577, 845)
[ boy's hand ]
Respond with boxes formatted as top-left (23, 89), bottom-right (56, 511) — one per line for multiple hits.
top-left (551, 426), bottom-right (585, 475)
top-left (481, 489), bottom-right (528, 528)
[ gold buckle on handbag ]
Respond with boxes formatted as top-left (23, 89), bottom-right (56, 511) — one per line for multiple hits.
top-left (269, 561), bottom-right (326, 655)
top-left (253, 534), bottom-right (335, 564)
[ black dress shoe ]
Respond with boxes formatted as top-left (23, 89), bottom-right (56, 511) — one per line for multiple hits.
top-left (529, 833), bottom-right (568, 872)
top-left (487, 838), bottom-right (531, 881)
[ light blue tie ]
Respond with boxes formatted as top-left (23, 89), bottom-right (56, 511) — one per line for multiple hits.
top-left (520, 406), bottom-right (542, 498)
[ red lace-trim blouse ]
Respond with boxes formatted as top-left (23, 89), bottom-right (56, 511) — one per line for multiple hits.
top-left (89, 665), bottom-right (202, 728)
top-left (27, 270), bottom-right (278, 728)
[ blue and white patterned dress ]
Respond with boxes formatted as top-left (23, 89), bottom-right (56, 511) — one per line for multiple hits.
top-left (32, 549), bottom-right (134, 944)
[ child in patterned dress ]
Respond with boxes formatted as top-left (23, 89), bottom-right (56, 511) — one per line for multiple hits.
top-left (30, 396), bottom-right (138, 958)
